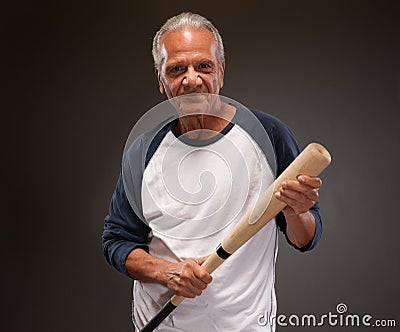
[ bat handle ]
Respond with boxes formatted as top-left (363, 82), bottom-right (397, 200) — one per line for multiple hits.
top-left (140, 250), bottom-right (226, 331)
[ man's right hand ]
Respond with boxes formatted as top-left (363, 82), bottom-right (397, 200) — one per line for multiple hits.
top-left (163, 257), bottom-right (212, 298)
top-left (125, 249), bottom-right (212, 298)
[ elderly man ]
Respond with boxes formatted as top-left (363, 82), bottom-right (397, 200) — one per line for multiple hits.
top-left (103, 12), bottom-right (322, 331)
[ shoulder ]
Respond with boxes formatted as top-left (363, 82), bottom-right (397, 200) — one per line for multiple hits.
top-left (244, 108), bottom-right (300, 175)
top-left (125, 117), bottom-right (174, 167)
top-left (247, 109), bottom-right (294, 144)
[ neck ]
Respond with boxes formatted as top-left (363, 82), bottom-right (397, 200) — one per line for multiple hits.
top-left (177, 103), bottom-right (236, 140)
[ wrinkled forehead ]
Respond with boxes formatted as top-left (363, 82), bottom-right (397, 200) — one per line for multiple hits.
top-left (159, 27), bottom-right (217, 68)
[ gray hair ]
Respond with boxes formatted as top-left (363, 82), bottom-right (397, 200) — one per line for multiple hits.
top-left (152, 12), bottom-right (225, 71)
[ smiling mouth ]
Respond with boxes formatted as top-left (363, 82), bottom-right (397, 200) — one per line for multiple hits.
top-left (177, 93), bottom-right (209, 101)
top-left (180, 90), bottom-right (205, 95)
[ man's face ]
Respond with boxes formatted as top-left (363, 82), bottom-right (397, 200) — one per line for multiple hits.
top-left (156, 28), bottom-right (225, 99)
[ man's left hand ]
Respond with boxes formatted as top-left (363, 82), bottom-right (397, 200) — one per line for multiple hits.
top-left (275, 175), bottom-right (322, 215)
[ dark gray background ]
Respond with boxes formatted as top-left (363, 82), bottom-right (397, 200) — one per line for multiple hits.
top-left (3, 0), bottom-right (399, 331)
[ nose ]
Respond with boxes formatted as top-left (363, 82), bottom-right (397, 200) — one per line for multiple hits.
top-left (183, 66), bottom-right (202, 88)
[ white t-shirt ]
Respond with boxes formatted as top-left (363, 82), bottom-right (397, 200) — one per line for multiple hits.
top-left (135, 124), bottom-right (277, 331)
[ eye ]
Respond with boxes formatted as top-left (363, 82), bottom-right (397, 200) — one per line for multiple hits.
top-left (200, 63), bottom-right (210, 69)
top-left (171, 66), bottom-right (184, 73)
top-left (198, 62), bottom-right (213, 72)
top-left (167, 65), bottom-right (186, 77)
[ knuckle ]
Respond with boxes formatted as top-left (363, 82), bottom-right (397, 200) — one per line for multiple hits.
top-left (173, 286), bottom-right (183, 295)
top-left (180, 270), bottom-right (191, 280)
top-left (185, 291), bottom-right (195, 298)
top-left (174, 280), bottom-right (184, 289)
top-left (183, 260), bottom-right (193, 268)
top-left (198, 269), bottom-right (208, 278)
top-left (205, 275), bottom-right (212, 283)
top-left (193, 288), bottom-right (202, 296)
top-left (200, 283), bottom-right (206, 290)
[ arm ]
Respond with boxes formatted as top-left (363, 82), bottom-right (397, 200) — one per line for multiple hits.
top-left (257, 112), bottom-right (322, 250)
top-left (102, 174), bottom-right (151, 276)
top-left (126, 249), bottom-right (212, 298)
top-left (103, 175), bottom-right (212, 296)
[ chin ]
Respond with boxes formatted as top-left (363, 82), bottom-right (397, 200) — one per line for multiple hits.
top-left (173, 93), bottom-right (212, 115)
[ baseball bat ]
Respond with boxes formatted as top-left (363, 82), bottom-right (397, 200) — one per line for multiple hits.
top-left (140, 142), bottom-right (331, 332)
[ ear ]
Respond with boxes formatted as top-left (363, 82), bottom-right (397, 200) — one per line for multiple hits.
top-left (219, 60), bottom-right (226, 89)
top-left (155, 68), bottom-right (165, 94)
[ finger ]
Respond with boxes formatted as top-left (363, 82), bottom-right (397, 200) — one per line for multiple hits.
top-left (181, 260), bottom-right (211, 287)
top-left (275, 192), bottom-right (307, 214)
top-left (168, 273), bottom-right (199, 298)
top-left (275, 191), bottom-right (298, 208)
top-left (193, 264), bottom-right (212, 284)
top-left (196, 256), bottom-right (209, 265)
top-left (281, 180), bottom-right (319, 201)
top-left (189, 276), bottom-right (208, 291)
top-left (282, 179), bottom-right (317, 192)
top-left (297, 175), bottom-right (322, 189)
top-left (280, 185), bottom-right (317, 204)
top-left (175, 283), bottom-right (203, 298)
top-left (175, 269), bottom-right (206, 297)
